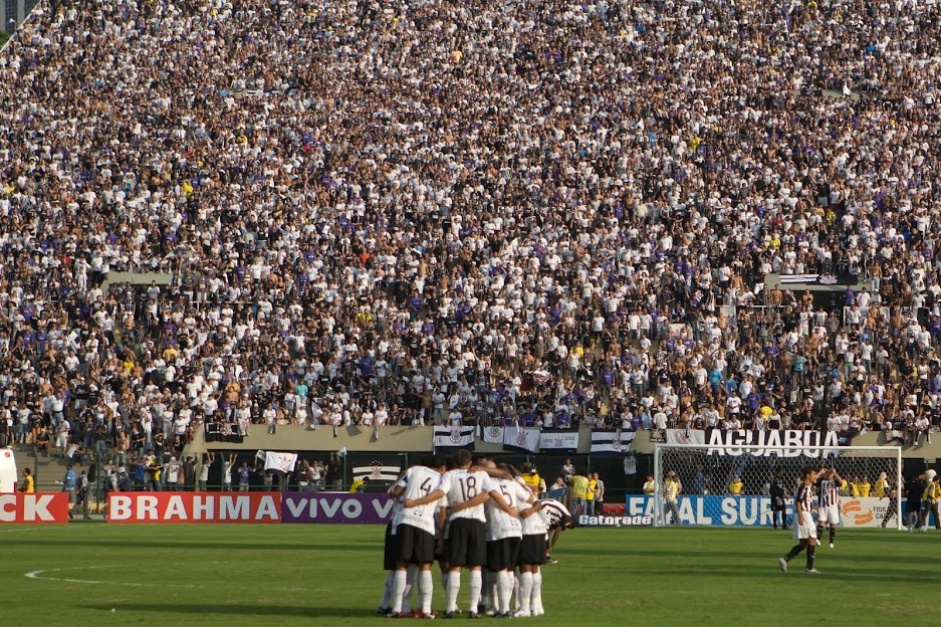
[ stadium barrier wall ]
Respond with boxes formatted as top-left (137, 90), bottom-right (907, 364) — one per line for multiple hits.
top-left (0, 493), bottom-right (69, 523)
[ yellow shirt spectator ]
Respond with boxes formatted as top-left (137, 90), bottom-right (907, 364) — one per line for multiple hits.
top-left (571, 475), bottom-right (589, 499)
top-left (523, 472), bottom-right (541, 493)
top-left (663, 478), bottom-right (680, 503)
top-left (587, 478), bottom-right (597, 502)
top-left (923, 481), bottom-right (940, 504)
top-left (729, 479), bottom-right (743, 496)
top-left (857, 481), bottom-right (871, 498)
top-left (349, 479), bottom-right (365, 494)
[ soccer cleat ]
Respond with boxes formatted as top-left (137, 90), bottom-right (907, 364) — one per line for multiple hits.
top-left (805, 568), bottom-right (822, 575)
top-left (416, 612), bottom-right (437, 620)
top-left (485, 608), bottom-right (497, 617)
top-left (548, 558), bottom-right (559, 564)
top-left (512, 609), bottom-right (531, 618)
top-left (778, 557), bottom-right (787, 573)
top-left (377, 607), bottom-right (391, 615)
top-left (467, 612), bottom-right (482, 619)
top-left (493, 613), bottom-right (512, 619)
top-left (829, 543), bottom-right (834, 549)
top-left (442, 611), bottom-right (458, 619)
top-left (531, 607), bottom-right (545, 616)
top-left (386, 611), bottom-right (413, 618)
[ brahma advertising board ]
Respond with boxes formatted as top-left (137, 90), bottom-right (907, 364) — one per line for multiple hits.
top-left (107, 493), bottom-right (282, 523)
top-left (106, 492), bottom-right (397, 524)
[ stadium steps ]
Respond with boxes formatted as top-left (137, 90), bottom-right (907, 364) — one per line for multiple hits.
top-left (9, 443), bottom-right (72, 492)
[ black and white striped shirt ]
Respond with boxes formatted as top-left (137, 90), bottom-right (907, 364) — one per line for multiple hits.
top-left (817, 478), bottom-right (840, 508)
top-left (540, 499), bottom-right (572, 528)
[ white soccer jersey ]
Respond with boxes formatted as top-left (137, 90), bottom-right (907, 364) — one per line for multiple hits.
top-left (439, 468), bottom-right (494, 523)
top-left (486, 479), bottom-right (531, 541)
top-left (390, 477), bottom-right (407, 535)
top-left (521, 505), bottom-right (549, 536)
top-left (394, 466), bottom-right (443, 535)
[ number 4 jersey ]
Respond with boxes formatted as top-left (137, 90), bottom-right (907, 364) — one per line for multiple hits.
top-left (394, 465), bottom-right (444, 536)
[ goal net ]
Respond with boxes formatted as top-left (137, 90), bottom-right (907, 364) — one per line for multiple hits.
top-left (645, 443), bottom-right (903, 530)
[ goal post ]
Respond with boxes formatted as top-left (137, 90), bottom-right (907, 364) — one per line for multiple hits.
top-left (646, 443), bottom-right (903, 530)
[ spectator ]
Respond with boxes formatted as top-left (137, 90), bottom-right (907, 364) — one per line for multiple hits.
top-left (0, 0), bottom-right (939, 468)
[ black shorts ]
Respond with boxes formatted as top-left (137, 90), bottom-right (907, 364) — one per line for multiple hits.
top-left (447, 519), bottom-right (487, 568)
top-left (395, 524), bottom-right (435, 565)
top-left (517, 534), bottom-right (547, 567)
top-left (771, 497), bottom-right (786, 512)
top-left (434, 537), bottom-right (447, 563)
top-left (384, 523), bottom-right (397, 571)
top-left (486, 538), bottom-right (521, 572)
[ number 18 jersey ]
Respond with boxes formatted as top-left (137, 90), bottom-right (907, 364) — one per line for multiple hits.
top-left (439, 468), bottom-right (494, 524)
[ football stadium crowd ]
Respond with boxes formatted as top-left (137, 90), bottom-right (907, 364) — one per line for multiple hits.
top-left (1, 0), bottom-right (941, 460)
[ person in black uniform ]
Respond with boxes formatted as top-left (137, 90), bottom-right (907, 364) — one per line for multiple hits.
top-left (769, 467), bottom-right (789, 530)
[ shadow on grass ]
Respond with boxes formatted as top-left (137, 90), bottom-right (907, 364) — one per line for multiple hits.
top-left (83, 603), bottom-right (372, 618)
top-left (13, 539), bottom-right (377, 552)
top-left (587, 564), bottom-right (927, 582)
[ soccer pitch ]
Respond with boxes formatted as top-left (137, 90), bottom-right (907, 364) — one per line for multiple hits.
top-left (2, 524), bottom-right (938, 626)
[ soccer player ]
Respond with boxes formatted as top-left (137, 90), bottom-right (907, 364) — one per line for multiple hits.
top-left (779, 466), bottom-right (821, 574)
top-left (388, 456), bottom-right (447, 619)
top-left (816, 466), bottom-right (844, 548)
top-left (515, 498), bottom-right (548, 617)
top-left (378, 471), bottom-right (408, 615)
top-left (769, 467), bottom-right (789, 530)
top-left (406, 450), bottom-right (496, 619)
top-left (541, 498), bottom-right (573, 566)
top-left (486, 466), bottom-right (533, 618)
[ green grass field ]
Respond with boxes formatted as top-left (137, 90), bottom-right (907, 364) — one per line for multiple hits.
top-left (1, 524), bottom-right (938, 626)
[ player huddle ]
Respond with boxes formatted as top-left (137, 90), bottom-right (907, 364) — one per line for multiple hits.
top-left (378, 451), bottom-right (573, 619)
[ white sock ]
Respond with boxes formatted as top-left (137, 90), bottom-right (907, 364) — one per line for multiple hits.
top-left (403, 564), bottom-right (417, 612)
top-left (481, 571), bottom-right (492, 608)
top-left (497, 571), bottom-right (512, 614)
top-left (380, 571), bottom-right (394, 609)
top-left (391, 570), bottom-right (407, 613)
top-left (532, 571), bottom-right (543, 610)
top-left (446, 571), bottom-right (461, 612)
top-left (519, 572), bottom-right (533, 612)
top-left (469, 570), bottom-right (483, 613)
top-left (512, 571), bottom-right (520, 610)
top-left (419, 570), bottom-right (434, 614)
